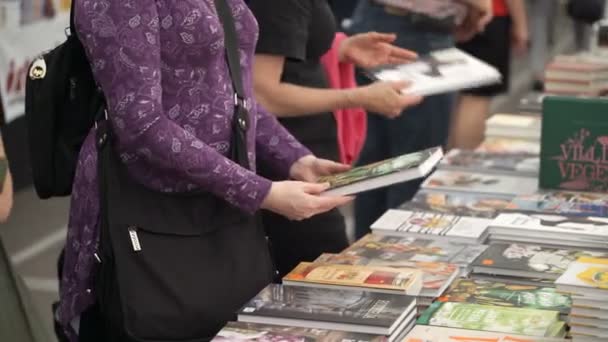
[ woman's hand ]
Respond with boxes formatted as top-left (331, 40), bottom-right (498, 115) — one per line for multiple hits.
top-left (290, 155), bottom-right (351, 182)
top-left (339, 32), bottom-right (417, 69)
top-left (455, 1), bottom-right (493, 42)
top-left (261, 181), bottom-right (353, 221)
top-left (354, 81), bottom-right (423, 118)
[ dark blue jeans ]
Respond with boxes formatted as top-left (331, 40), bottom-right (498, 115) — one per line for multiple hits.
top-left (350, 0), bottom-right (456, 239)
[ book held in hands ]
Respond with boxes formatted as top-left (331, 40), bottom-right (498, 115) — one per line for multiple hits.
top-left (368, 48), bottom-right (501, 96)
top-left (319, 147), bottom-right (443, 196)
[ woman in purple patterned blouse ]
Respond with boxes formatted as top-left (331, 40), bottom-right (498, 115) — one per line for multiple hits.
top-left (59, 0), bottom-right (352, 340)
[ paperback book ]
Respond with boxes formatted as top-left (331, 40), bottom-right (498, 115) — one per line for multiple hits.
top-left (212, 322), bottom-right (388, 342)
top-left (440, 149), bottom-right (539, 176)
top-left (507, 191), bottom-right (608, 217)
top-left (472, 243), bottom-right (608, 281)
top-left (313, 253), bottom-right (459, 299)
top-left (283, 262), bottom-right (423, 296)
top-left (237, 284), bottom-right (416, 336)
top-left (490, 213), bottom-right (608, 248)
top-left (319, 147), bottom-right (443, 196)
top-left (555, 257), bottom-right (608, 298)
top-left (400, 190), bottom-right (512, 219)
top-left (368, 48), bottom-right (501, 96)
top-left (339, 233), bottom-right (487, 271)
top-left (403, 325), bottom-right (566, 342)
top-left (485, 114), bottom-right (542, 141)
top-left (438, 278), bottom-right (571, 315)
top-left (569, 315), bottom-right (608, 329)
top-left (371, 209), bottom-right (490, 244)
top-left (476, 137), bottom-right (540, 155)
top-left (417, 302), bottom-right (565, 337)
top-left (422, 170), bottom-right (538, 197)
top-left (540, 96), bottom-right (608, 192)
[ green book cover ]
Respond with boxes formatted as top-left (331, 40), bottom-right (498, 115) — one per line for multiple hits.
top-left (438, 279), bottom-right (571, 314)
top-left (540, 96), bottom-right (608, 192)
top-left (417, 302), bottom-right (561, 337)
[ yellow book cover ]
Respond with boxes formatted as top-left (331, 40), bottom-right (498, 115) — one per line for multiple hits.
top-left (284, 262), bottom-right (422, 295)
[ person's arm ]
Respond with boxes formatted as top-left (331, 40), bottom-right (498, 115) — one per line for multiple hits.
top-left (253, 54), bottom-right (357, 117)
top-left (506, 0), bottom-right (529, 55)
top-left (254, 102), bottom-right (312, 178)
top-left (75, 0), bottom-right (273, 213)
top-left (0, 139), bottom-right (12, 223)
top-left (253, 54), bottom-right (418, 118)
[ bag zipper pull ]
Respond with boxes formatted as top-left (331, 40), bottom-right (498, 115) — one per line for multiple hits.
top-left (128, 226), bottom-right (142, 252)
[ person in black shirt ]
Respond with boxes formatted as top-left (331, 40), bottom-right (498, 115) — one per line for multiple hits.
top-left (248, 0), bottom-right (422, 277)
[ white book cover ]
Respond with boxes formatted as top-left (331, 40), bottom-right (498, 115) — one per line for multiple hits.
top-left (371, 209), bottom-right (490, 241)
top-left (369, 48), bottom-right (501, 96)
top-left (485, 114), bottom-right (542, 141)
top-left (555, 257), bottom-right (608, 292)
top-left (422, 170), bottom-right (538, 196)
top-left (403, 325), bottom-right (565, 342)
top-left (491, 213), bottom-right (608, 240)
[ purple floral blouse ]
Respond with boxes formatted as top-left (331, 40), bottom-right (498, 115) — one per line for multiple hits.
top-left (58, 0), bottom-right (311, 338)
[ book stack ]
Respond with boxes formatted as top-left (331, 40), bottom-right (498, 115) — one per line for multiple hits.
top-left (485, 114), bottom-right (542, 142)
top-left (371, 209), bottom-right (491, 244)
top-left (543, 53), bottom-right (608, 97)
top-left (488, 213), bottom-right (608, 250)
top-left (555, 257), bottom-right (608, 341)
top-left (212, 322), bottom-right (387, 342)
top-left (421, 169), bottom-right (538, 198)
top-left (440, 149), bottom-right (539, 177)
top-left (417, 301), bottom-right (567, 338)
top-left (470, 243), bottom-right (607, 287)
top-left (438, 278), bottom-right (571, 319)
top-left (305, 231), bottom-right (481, 309)
top-left (337, 233), bottom-right (487, 276)
top-left (507, 190), bottom-right (608, 217)
top-left (282, 262), bottom-right (423, 296)
top-left (401, 190), bottom-right (512, 219)
top-left (236, 284), bottom-right (418, 342)
top-left (403, 325), bottom-right (566, 342)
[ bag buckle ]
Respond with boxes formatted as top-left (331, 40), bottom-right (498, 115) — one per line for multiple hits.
top-left (234, 93), bottom-right (249, 110)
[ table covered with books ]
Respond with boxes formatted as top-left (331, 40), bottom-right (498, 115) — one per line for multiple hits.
top-left (210, 58), bottom-right (608, 342)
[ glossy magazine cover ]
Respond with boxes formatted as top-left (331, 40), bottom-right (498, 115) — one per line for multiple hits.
top-left (238, 284), bottom-right (415, 328)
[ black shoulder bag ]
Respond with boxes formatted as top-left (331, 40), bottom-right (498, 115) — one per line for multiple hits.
top-left (94, 0), bottom-right (274, 340)
top-left (25, 0), bottom-right (104, 199)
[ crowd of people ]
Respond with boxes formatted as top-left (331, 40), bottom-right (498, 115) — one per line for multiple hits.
top-left (0, 0), bottom-right (604, 341)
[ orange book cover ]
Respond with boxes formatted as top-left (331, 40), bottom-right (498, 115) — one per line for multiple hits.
top-left (283, 262), bottom-right (422, 295)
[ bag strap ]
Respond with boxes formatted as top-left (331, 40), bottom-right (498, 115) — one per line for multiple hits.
top-left (214, 0), bottom-right (250, 169)
top-left (69, 0), bottom-right (76, 36)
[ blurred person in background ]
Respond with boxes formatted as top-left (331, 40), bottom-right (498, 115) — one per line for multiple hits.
top-left (249, 0), bottom-right (423, 277)
top-left (529, 0), bottom-right (598, 91)
top-left (349, 0), bottom-right (492, 239)
top-left (450, 0), bottom-right (528, 149)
